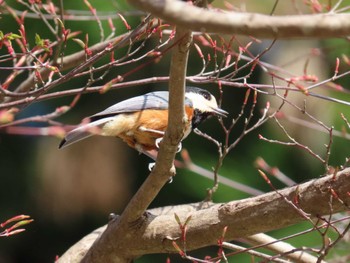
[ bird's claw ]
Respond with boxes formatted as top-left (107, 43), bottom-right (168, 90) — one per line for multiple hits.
top-left (155, 137), bottom-right (163, 149)
top-left (148, 163), bottom-right (173, 184)
top-left (176, 142), bottom-right (182, 153)
top-left (148, 162), bottom-right (155, 171)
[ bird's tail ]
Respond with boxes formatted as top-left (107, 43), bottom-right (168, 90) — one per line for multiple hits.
top-left (59, 117), bottom-right (114, 149)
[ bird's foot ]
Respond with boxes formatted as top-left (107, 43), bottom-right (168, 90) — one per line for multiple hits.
top-left (155, 137), bottom-right (163, 149)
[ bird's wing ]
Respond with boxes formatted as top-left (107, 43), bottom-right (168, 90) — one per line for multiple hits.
top-left (90, 91), bottom-right (170, 120)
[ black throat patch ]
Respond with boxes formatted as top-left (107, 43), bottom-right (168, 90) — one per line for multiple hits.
top-left (191, 109), bottom-right (211, 129)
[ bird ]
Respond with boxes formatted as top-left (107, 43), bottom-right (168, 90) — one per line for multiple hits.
top-left (59, 87), bottom-right (227, 158)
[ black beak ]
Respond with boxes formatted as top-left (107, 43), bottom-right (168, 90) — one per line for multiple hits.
top-left (211, 107), bottom-right (228, 117)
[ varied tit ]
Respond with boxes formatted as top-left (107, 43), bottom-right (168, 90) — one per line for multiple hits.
top-left (59, 87), bottom-right (227, 158)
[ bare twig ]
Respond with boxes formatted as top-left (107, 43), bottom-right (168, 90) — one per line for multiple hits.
top-left (245, 233), bottom-right (325, 263)
top-left (255, 157), bottom-right (296, 186)
top-left (221, 242), bottom-right (292, 263)
top-left (180, 150), bottom-right (264, 196)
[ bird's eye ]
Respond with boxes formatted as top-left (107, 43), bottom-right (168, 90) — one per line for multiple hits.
top-left (201, 91), bottom-right (211, 100)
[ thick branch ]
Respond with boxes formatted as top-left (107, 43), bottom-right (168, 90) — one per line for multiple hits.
top-left (59, 168), bottom-right (350, 262)
top-left (128, 0), bottom-right (350, 39)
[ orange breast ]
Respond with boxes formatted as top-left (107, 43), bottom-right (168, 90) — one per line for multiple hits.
top-left (117, 110), bottom-right (168, 151)
top-left (109, 107), bottom-right (194, 152)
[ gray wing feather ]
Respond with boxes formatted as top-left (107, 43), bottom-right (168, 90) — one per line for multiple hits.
top-left (91, 91), bottom-right (170, 119)
top-left (59, 117), bottom-right (115, 149)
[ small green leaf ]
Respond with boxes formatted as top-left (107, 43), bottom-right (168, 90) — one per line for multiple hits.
top-left (35, 33), bottom-right (41, 44)
top-left (7, 33), bottom-right (22, 40)
top-left (56, 18), bottom-right (65, 29)
top-left (34, 34), bottom-right (50, 52)
top-left (35, 33), bottom-right (44, 46)
top-left (184, 215), bottom-right (192, 227)
top-left (72, 38), bottom-right (85, 49)
top-left (0, 32), bottom-right (22, 44)
top-left (10, 219), bottom-right (34, 229)
top-left (174, 213), bottom-right (181, 226)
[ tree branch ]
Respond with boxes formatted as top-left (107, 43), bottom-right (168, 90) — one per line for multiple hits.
top-left (128, 0), bottom-right (350, 38)
top-left (59, 168), bottom-right (350, 262)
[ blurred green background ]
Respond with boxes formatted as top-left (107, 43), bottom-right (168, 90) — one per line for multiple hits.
top-left (1, 0), bottom-right (350, 262)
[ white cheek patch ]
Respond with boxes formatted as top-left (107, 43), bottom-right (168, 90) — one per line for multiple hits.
top-left (185, 93), bottom-right (219, 113)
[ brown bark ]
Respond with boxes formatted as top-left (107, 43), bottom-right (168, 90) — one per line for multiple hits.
top-left (58, 168), bottom-right (350, 262)
top-left (128, 0), bottom-right (350, 38)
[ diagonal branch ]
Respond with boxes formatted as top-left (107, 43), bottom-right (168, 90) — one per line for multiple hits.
top-left (128, 0), bottom-right (350, 38)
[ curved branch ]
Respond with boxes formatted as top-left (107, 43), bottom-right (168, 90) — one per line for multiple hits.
top-left (128, 0), bottom-right (350, 38)
top-left (59, 168), bottom-right (350, 262)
